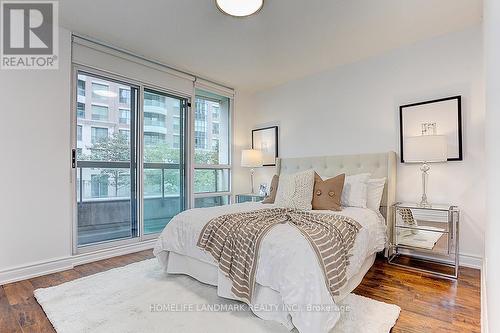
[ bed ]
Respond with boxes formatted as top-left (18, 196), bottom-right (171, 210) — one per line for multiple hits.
top-left (154, 152), bottom-right (397, 333)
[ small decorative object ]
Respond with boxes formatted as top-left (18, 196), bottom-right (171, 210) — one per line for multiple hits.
top-left (241, 149), bottom-right (263, 194)
top-left (404, 135), bottom-right (447, 207)
top-left (400, 96), bottom-right (462, 162)
top-left (252, 126), bottom-right (278, 166)
top-left (259, 184), bottom-right (268, 197)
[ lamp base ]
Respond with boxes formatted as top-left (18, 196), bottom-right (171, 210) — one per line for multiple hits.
top-left (419, 163), bottom-right (432, 208)
top-left (418, 200), bottom-right (432, 208)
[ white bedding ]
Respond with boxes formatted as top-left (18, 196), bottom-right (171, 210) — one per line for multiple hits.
top-left (153, 202), bottom-right (387, 333)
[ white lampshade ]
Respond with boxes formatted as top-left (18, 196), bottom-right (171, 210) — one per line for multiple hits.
top-left (216, 0), bottom-right (264, 17)
top-left (404, 135), bottom-right (448, 163)
top-left (241, 149), bottom-right (263, 168)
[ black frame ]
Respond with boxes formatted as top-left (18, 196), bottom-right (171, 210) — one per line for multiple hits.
top-left (399, 96), bottom-right (462, 163)
top-left (252, 126), bottom-right (279, 167)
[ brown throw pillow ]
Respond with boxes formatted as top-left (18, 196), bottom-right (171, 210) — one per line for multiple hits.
top-left (312, 172), bottom-right (345, 211)
top-left (262, 175), bottom-right (279, 204)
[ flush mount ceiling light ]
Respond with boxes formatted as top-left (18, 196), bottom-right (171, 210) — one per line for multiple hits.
top-left (216, 0), bottom-right (264, 17)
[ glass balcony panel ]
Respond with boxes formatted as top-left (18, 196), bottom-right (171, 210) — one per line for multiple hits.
top-left (194, 168), bottom-right (229, 193)
top-left (77, 166), bottom-right (132, 246)
top-left (195, 195), bottom-right (230, 208)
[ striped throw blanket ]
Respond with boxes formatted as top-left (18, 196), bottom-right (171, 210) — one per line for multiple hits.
top-left (197, 208), bottom-right (361, 303)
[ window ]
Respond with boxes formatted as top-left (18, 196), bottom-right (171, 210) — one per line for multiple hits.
top-left (77, 125), bottom-right (82, 141)
top-left (91, 127), bottom-right (108, 144)
top-left (195, 195), bottom-right (230, 208)
top-left (194, 91), bottom-right (231, 207)
top-left (119, 88), bottom-right (131, 104)
top-left (194, 131), bottom-right (206, 149)
top-left (194, 169), bottom-right (229, 193)
top-left (74, 68), bottom-right (231, 249)
top-left (212, 122), bottom-right (220, 135)
top-left (91, 174), bottom-right (109, 198)
top-left (91, 82), bottom-right (109, 102)
top-left (91, 105), bottom-right (109, 121)
top-left (119, 129), bottom-right (130, 143)
top-left (144, 91), bottom-right (166, 108)
top-left (77, 102), bottom-right (85, 119)
top-left (212, 138), bottom-right (219, 150)
top-left (212, 106), bottom-right (219, 120)
top-left (144, 132), bottom-right (166, 146)
top-left (144, 112), bottom-right (166, 127)
top-left (173, 116), bottom-right (180, 131)
top-left (77, 79), bottom-right (85, 96)
top-left (119, 109), bottom-right (130, 124)
top-left (173, 134), bottom-right (180, 148)
top-left (195, 100), bottom-right (207, 121)
top-left (143, 89), bottom-right (186, 235)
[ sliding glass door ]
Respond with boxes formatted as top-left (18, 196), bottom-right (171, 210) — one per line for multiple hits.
top-left (74, 70), bottom-right (187, 249)
top-left (75, 72), bottom-right (138, 246)
top-left (143, 89), bottom-right (186, 235)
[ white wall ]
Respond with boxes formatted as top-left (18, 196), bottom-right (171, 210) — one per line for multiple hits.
top-left (233, 91), bottom-right (258, 195)
top-left (0, 29), bottom-right (72, 271)
top-left (484, 0), bottom-right (500, 330)
top-left (236, 26), bottom-right (485, 265)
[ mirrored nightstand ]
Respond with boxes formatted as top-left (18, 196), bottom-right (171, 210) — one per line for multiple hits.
top-left (389, 202), bottom-right (460, 279)
top-left (235, 194), bottom-right (265, 203)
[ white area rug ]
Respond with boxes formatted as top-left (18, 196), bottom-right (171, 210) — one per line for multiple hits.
top-left (399, 227), bottom-right (444, 250)
top-left (34, 259), bottom-right (400, 333)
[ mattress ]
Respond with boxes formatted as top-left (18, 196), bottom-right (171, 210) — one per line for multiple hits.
top-left (153, 202), bottom-right (387, 333)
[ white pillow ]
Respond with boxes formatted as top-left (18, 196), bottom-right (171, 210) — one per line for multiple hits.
top-left (341, 173), bottom-right (371, 208)
top-left (367, 178), bottom-right (386, 211)
top-left (275, 169), bottom-right (315, 210)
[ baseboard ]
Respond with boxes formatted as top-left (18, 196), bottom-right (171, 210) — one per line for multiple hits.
top-left (0, 257), bottom-right (75, 287)
top-left (482, 258), bottom-right (488, 333)
top-left (459, 253), bottom-right (483, 270)
top-left (0, 241), bottom-right (483, 286)
top-left (395, 249), bottom-right (482, 270)
top-left (0, 240), bottom-right (156, 286)
top-left (71, 239), bottom-right (157, 267)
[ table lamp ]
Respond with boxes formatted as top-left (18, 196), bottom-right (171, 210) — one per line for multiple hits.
top-left (404, 135), bottom-right (447, 207)
top-left (241, 149), bottom-right (263, 194)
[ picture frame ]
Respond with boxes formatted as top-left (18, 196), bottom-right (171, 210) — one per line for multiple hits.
top-left (400, 96), bottom-right (463, 163)
top-left (252, 126), bottom-right (279, 166)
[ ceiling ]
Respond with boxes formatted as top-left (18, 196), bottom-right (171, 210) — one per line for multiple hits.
top-left (59, 0), bottom-right (482, 92)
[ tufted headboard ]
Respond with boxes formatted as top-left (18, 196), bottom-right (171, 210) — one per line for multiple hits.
top-left (276, 151), bottom-right (397, 254)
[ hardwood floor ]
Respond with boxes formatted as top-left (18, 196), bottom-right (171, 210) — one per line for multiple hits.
top-left (0, 250), bottom-right (480, 333)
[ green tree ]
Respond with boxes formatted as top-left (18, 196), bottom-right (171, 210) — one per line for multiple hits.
top-left (80, 133), bottom-right (131, 197)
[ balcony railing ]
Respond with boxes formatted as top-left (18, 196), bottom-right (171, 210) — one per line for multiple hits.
top-left (76, 160), bottom-right (183, 246)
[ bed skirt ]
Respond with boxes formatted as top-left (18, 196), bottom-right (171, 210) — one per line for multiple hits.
top-left (156, 250), bottom-right (376, 331)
